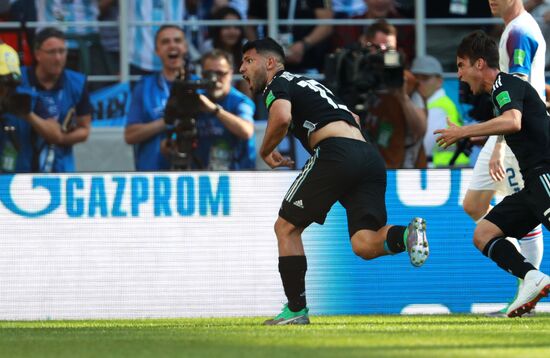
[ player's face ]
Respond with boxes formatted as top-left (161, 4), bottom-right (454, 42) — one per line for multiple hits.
top-left (35, 37), bottom-right (67, 78)
top-left (202, 57), bottom-right (232, 99)
top-left (240, 49), bottom-right (268, 95)
top-left (488, 0), bottom-right (514, 17)
top-left (155, 28), bottom-right (187, 72)
top-left (457, 56), bottom-right (483, 95)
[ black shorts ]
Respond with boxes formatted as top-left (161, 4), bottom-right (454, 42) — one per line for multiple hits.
top-left (484, 171), bottom-right (550, 238)
top-left (279, 137), bottom-right (387, 236)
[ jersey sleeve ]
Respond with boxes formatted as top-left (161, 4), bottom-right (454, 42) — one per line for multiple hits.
top-left (505, 27), bottom-right (539, 76)
top-left (492, 75), bottom-right (525, 114)
top-left (235, 95), bottom-right (255, 123)
top-left (264, 77), bottom-right (291, 111)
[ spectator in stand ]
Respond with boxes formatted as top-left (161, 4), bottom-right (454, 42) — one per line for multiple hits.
top-left (246, 0), bottom-right (334, 73)
top-left (202, 6), bottom-right (245, 73)
top-left (128, 1), bottom-right (186, 75)
top-left (426, 0), bottom-right (492, 72)
top-left (35, 0), bottom-right (110, 76)
top-left (411, 55), bottom-right (469, 168)
top-left (16, 28), bottom-right (92, 172)
top-left (334, 0), bottom-right (415, 65)
top-left (201, 6), bottom-right (251, 98)
top-left (98, 0), bottom-right (119, 74)
top-left (0, 0), bottom-right (35, 66)
top-left (360, 21), bottom-right (427, 168)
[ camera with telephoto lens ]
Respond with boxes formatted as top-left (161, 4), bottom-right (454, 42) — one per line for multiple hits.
top-left (163, 71), bottom-right (217, 170)
top-left (324, 45), bottom-right (404, 111)
top-left (0, 72), bottom-right (31, 117)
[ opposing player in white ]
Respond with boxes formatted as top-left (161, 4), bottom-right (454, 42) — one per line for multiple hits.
top-left (462, 0), bottom-right (546, 317)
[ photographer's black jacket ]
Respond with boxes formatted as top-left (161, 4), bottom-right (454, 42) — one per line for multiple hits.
top-left (263, 70), bottom-right (357, 154)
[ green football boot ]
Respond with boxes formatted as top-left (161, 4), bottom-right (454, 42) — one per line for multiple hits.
top-left (264, 304), bottom-right (310, 325)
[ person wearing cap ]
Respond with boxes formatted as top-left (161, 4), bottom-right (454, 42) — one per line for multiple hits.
top-left (0, 41), bottom-right (62, 173)
top-left (411, 55), bottom-right (469, 168)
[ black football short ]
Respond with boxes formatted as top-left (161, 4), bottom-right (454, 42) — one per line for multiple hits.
top-left (484, 171), bottom-right (550, 238)
top-left (279, 137), bottom-right (387, 236)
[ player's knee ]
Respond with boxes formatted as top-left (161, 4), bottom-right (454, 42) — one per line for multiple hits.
top-left (463, 199), bottom-right (485, 221)
top-left (473, 225), bottom-right (492, 251)
top-left (274, 216), bottom-right (297, 240)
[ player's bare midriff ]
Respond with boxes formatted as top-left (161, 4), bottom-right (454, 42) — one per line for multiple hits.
top-left (308, 120), bottom-right (365, 149)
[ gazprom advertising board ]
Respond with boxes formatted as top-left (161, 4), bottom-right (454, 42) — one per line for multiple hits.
top-left (0, 170), bottom-right (549, 319)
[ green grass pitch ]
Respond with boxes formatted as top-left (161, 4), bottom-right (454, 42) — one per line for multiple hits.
top-left (1, 315), bottom-right (550, 358)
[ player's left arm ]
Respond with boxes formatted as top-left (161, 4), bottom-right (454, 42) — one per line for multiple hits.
top-left (435, 109), bottom-right (521, 148)
top-left (260, 99), bottom-right (295, 168)
top-left (506, 28), bottom-right (538, 78)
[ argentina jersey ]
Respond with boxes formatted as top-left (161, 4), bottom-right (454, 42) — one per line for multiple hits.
top-left (35, 0), bottom-right (99, 40)
top-left (129, 0), bottom-right (185, 71)
top-left (499, 11), bottom-right (546, 100)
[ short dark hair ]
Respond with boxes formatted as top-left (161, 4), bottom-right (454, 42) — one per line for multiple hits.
top-left (457, 31), bottom-right (499, 69)
top-left (34, 27), bottom-right (65, 51)
top-left (201, 49), bottom-right (234, 69)
top-left (154, 25), bottom-right (185, 47)
top-left (242, 37), bottom-right (285, 64)
top-left (365, 20), bottom-right (397, 41)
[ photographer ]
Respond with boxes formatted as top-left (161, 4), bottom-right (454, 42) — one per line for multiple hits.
top-left (124, 25), bottom-right (188, 171)
top-left (161, 49), bottom-right (256, 170)
top-left (0, 41), bottom-right (62, 173)
top-left (356, 21), bottom-right (427, 168)
top-left (16, 27), bottom-right (92, 173)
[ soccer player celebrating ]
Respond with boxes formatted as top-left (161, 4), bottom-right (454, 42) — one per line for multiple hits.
top-left (463, 0), bottom-right (546, 317)
top-left (435, 31), bottom-right (550, 318)
top-left (240, 38), bottom-right (429, 325)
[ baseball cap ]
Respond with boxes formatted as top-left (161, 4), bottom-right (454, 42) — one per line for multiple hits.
top-left (411, 55), bottom-right (443, 77)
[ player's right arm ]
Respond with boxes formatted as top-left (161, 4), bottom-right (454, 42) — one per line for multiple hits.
top-left (261, 99), bottom-right (295, 168)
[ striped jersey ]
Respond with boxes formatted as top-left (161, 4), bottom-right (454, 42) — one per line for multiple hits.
top-left (263, 70), bottom-right (357, 154)
top-left (35, 0), bottom-right (99, 39)
top-left (128, 0), bottom-right (185, 72)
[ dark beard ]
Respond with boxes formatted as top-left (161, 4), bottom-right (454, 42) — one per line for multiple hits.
top-left (252, 71), bottom-right (267, 95)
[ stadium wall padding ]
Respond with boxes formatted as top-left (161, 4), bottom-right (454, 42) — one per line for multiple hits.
top-left (0, 170), bottom-right (549, 319)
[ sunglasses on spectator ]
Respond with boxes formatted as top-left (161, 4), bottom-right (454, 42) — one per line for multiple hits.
top-left (202, 70), bottom-right (230, 78)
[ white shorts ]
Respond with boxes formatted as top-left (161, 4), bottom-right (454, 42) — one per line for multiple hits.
top-left (468, 135), bottom-right (524, 195)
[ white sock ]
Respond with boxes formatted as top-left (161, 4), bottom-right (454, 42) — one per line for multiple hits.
top-left (518, 224), bottom-right (544, 269)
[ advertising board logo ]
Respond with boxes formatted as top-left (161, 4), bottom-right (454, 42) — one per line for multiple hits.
top-left (0, 174), bottom-right (230, 218)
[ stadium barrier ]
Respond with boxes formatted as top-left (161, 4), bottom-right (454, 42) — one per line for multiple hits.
top-left (0, 170), bottom-right (549, 320)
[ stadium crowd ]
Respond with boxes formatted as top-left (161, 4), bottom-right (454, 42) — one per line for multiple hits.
top-left (1, 0), bottom-right (549, 172)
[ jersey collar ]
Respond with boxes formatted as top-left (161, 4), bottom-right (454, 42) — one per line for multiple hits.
top-left (263, 69), bottom-right (286, 96)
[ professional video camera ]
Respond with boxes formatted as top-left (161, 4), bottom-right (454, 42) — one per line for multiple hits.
top-left (324, 45), bottom-right (405, 111)
top-left (0, 72), bottom-right (31, 116)
top-left (163, 72), bottom-right (217, 170)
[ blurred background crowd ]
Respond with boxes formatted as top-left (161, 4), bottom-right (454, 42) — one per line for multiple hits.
top-left (1, 0), bottom-right (550, 172)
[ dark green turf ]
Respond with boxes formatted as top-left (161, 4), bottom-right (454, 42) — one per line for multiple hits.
top-left (1, 315), bottom-right (550, 357)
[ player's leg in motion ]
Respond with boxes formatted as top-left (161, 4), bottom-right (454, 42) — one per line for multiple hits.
top-left (350, 218), bottom-right (429, 267)
top-left (264, 216), bottom-right (310, 326)
top-left (475, 219), bottom-right (550, 317)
